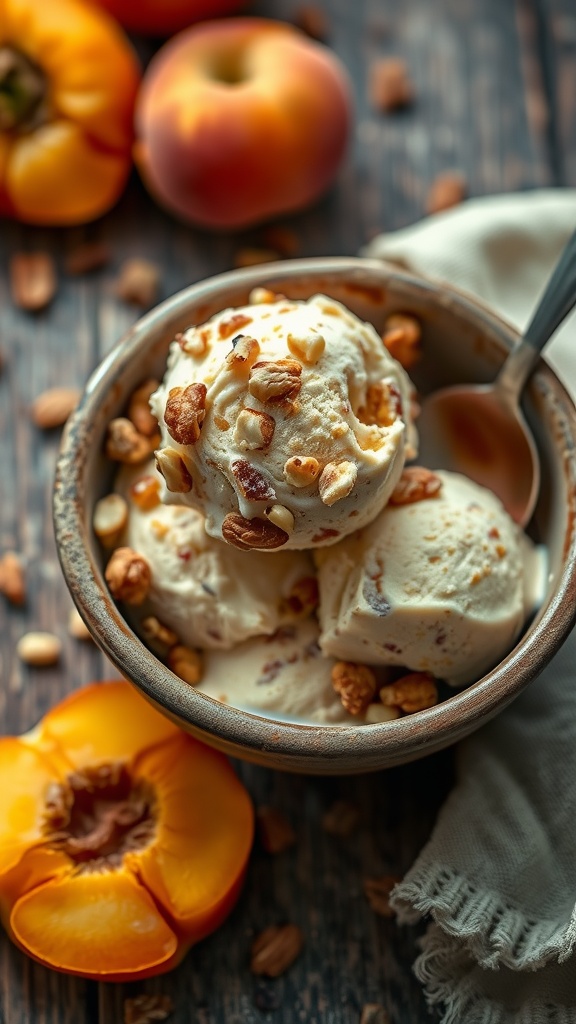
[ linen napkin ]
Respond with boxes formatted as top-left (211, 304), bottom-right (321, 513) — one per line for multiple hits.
top-left (362, 189), bottom-right (576, 1024)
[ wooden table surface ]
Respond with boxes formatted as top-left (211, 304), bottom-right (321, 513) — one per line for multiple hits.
top-left (1, 0), bottom-right (574, 1020)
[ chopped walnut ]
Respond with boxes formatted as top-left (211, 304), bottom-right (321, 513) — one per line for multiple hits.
top-left (155, 448), bottom-right (193, 493)
top-left (382, 313), bottom-right (422, 370)
top-left (127, 378), bottom-right (159, 437)
top-left (115, 258), bottom-right (160, 307)
top-left (92, 493), bottom-right (128, 547)
top-left (105, 547), bottom-right (151, 605)
top-left (177, 326), bottom-right (210, 357)
top-left (129, 474), bottom-right (161, 511)
top-left (390, 466), bottom-right (442, 505)
top-left (225, 334), bottom-right (261, 374)
top-left (221, 513), bottom-right (289, 550)
top-left (287, 331), bottom-right (325, 364)
top-left (167, 644), bottom-right (203, 685)
top-left (0, 551), bottom-right (26, 606)
top-left (218, 312), bottom-right (252, 339)
top-left (249, 359), bottom-right (302, 407)
top-left (379, 672), bottom-right (438, 713)
top-left (231, 459), bottom-right (276, 502)
top-left (426, 171), bottom-right (467, 214)
top-left (141, 616), bottom-right (179, 648)
top-left (105, 418), bottom-right (151, 464)
top-left (363, 875), bottom-right (401, 918)
top-left (369, 57), bottom-right (414, 112)
top-left (358, 380), bottom-right (402, 427)
top-left (164, 383), bottom-right (207, 445)
top-left (250, 924), bottom-right (304, 977)
top-left (283, 576), bottom-right (319, 617)
top-left (331, 662), bottom-right (377, 715)
top-left (318, 461), bottom-right (358, 505)
top-left (234, 407), bottom-right (275, 451)
top-left (284, 455), bottom-right (321, 488)
top-left (256, 806), bottom-right (296, 854)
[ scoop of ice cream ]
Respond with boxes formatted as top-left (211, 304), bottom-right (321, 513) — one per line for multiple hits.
top-left (315, 469), bottom-right (541, 686)
top-left (116, 462), bottom-right (315, 650)
top-left (198, 619), bottom-right (355, 725)
top-left (150, 292), bottom-right (416, 551)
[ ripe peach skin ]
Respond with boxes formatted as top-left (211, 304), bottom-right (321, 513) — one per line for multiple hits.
top-left (95, 0), bottom-right (246, 36)
top-left (134, 18), bottom-right (353, 230)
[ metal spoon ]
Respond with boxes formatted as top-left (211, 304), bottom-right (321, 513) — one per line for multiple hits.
top-left (415, 229), bottom-right (576, 527)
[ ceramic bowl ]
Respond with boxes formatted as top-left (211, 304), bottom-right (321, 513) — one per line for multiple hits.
top-left (54, 258), bottom-right (576, 774)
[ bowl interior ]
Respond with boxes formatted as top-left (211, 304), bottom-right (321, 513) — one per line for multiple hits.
top-left (54, 258), bottom-right (576, 773)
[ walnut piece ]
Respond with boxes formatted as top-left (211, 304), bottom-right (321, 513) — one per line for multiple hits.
top-left (164, 383), bottom-right (207, 445)
top-left (105, 547), bottom-right (151, 605)
top-left (318, 461), bottom-right (358, 505)
top-left (284, 455), bottom-right (321, 488)
top-left (115, 258), bottom-right (160, 307)
top-left (234, 407), bottom-right (275, 450)
top-left (382, 313), bottom-right (422, 370)
top-left (0, 551), bottom-right (26, 605)
top-left (231, 459), bottom-right (276, 502)
top-left (92, 493), bottom-right (129, 547)
top-left (225, 334), bottom-right (261, 374)
top-left (256, 806), bottom-right (296, 854)
top-left (287, 331), bottom-right (325, 364)
top-left (218, 312), bottom-right (252, 339)
top-left (390, 466), bottom-right (442, 505)
top-left (331, 662), bottom-right (377, 715)
top-left (167, 644), bottom-right (203, 685)
top-left (250, 924), bottom-right (304, 977)
top-left (358, 380), bottom-right (402, 427)
top-left (155, 448), bottom-right (193, 493)
top-left (379, 672), bottom-right (438, 713)
top-left (127, 378), bottom-right (159, 437)
top-left (105, 418), bottom-right (151, 464)
top-left (369, 57), bottom-right (414, 112)
top-left (129, 474), bottom-right (161, 511)
top-left (249, 358), bottom-right (302, 406)
top-left (141, 616), bottom-right (179, 648)
top-left (221, 512), bottom-right (289, 550)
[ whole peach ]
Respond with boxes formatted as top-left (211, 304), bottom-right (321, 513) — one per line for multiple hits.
top-left (134, 18), bottom-right (353, 230)
top-left (94, 0), bottom-right (247, 36)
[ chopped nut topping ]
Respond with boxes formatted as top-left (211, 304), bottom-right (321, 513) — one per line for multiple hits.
top-left (321, 799), bottom-right (360, 837)
top-left (363, 875), bottom-right (401, 918)
top-left (129, 474), bottom-right (161, 511)
top-left (283, 576), bottom-right (319, 617)
top-left (155, 448), bottom-right (193, 493)
top-left (231, 459), bottom-right (276, 502)
top-left (10, 251), bottom-right (57, 311)
top-left (164, 383), bottom-right (207, 446)
top-left (249, 287), bottom-right (286, 304)
top-left (68, 608), bottom-right (92, 641)
top-left (93, 493), bottom-right (128, 547)
top-left (31, 387), bottom-right (80, 429)
top-left (234, 407), bottom-right (275, 450)
top-left (358, 380), bottom-right (402, 427)
top-left (218, 312), bottom-right (252, 339)
top-left (142, 615), bottom-right (179, 648)
top-left (256, 806), bottom-right (296, 854)
top-left (284, 455), bottom-right (321, 488)
top-left (124, 993), bottom-right (174, 1024)
top-left (105, 418), bottom-right (151, 464)
top-left (364, 703), bottom-right (401, 724)
top-left (115, 258), bottom-right (160, 307)
top-left (105, 547), bottom-right (151, 605)
top-left (426, 171), bottom-right (467, 214)
top-left (167, 644), bottom-right (203, 685)
top-left (249, 359), bottom-right (302, 407)
top-left (233, 247), bottom-right (280, 269)
top-left (127, 378), bottom-right (159, 437)
top-left (214, 415), bottom-right (230, 431)
top-left (264, 504), bottom-right (294, 534)
top-left (225, 334), bottom-right (261, 374)
top-left (318, 461), bottom-right (358, 505)
top-left (16, 631), bottom-right (61, 667)
top-left (0, 551), bottom-right (25, 605)
top-left (382, 313), bottom-right (422, 369)
top-left (390, 466), bottom-right (442, 505)
top-left (222, 513), bottom-right (289, 550)
top-left (250, 924), bottom-right (304, 977)
top-left (331, 662), bottom-right (377, 715)
top-left (287, 331), bottom-right (325, 364)
top-left (379, 672), bottom-right (438, 713)
top-left (64, 241), bottom-right (111, 276)
top-left (369, 57), bottom-right (414, 112)
top-left (177, 326), bottom-right (210, 357)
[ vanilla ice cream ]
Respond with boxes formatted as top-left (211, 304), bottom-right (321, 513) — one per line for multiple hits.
top-left (315, 470), bottom-right (541, 686)
top-left (150, 292), bottom-right (416, 551)
top-left (116, 462), bottom-right (314, 650)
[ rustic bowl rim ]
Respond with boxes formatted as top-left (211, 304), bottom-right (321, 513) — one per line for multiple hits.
top-left (53, 256), bottom-right (576, 772)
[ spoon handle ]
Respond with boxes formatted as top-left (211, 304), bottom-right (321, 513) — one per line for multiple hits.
top-left (497, 226), bottom-right (576, 397)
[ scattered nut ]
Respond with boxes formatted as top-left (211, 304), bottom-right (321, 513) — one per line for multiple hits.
top-left (155, 448), bottom-right (193, 493)
top-left (231, 459), bottom-right (276, 502)
top-left (287, 331), bottom-right (325, 364)
top-left (382, 313), bottom-right (422, 370)
top-left (164, 383), bottom-right (207, 445)
top-left (16, 631), bottom-right (61, 667)
top-left (177, 327), bottom-right (210, 357)
top-left (142, 615), bottom-right (179, 648)
top-left (124, 993), bottom-right (174, 1024)
top-left (105, 418), bottom-right (151, 464)
top-left (31, 387), bottom-right (81, 430)
top-left (234, 247), bottom-right (280, 268)
top-left (321, 799), bottom-right (360, 838)
top-left (250, 924), bottom-right (304, 977)
top-left (221, 512), bottom-right (289, 550)
top-left (219, 313), bottom-right (253, 339)
top-left (331, 662), bottom-right (377, 715)
top-left (0, 551), bottom-right (26, 605)
top-left (105, 547), bottom-right (151, 605)
top-left (294, 3), bottom-right (329, 39)
top-left (127, 379), bottom-right (159, 437)
top-left (369, 57), bottom-right (414, 112)
top-left (129, 474), bottom-right (161, 511)
top-left (249, 287), bottom-right (280, 305)
top-left (167, 644), bottom-right (203, 685)
top-left (284, 455), bottom-right (321, 488)
top-left (364, 703), bottom-right (401, 724)
top-left (115, 258), bottom-right (160, 307)
top-left (390, 466), bottom-right (442, 505)
top-left (234, 408), bottom-right (275, 450)
top-left (426, 171), bottom-right (467, 214)
top-left (225, 335), bottom-right (261, 374)
top-left (379, 672), bottom-right (438, 713)
top-left (363, 875), bottom-right (400, 918)
top-left (360, 1006), bottom-right (390, 1024)
top-left (265, 504), bottom-right (295, 534)
top-left (92, 493), bottom-right (128, 547)
top-left (68, 608), bottom-right (93, 641)
top-left (64, 241), bottom-right (111, 276)
top-left (10, 251), bottom-right (57, 311)
top-left (318, 461), bottom-right (358, 505)
top-left (358, 380), bottom-right (402, 427)
top-left (283, 576), bottom-right (319, 617)
top-left (256, 806), bottom-right (296, 854)
top-left (249, 359), bottom-right (302, 406)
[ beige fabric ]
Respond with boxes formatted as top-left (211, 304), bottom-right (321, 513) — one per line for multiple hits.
top-left (362, 190), bottom-right (576, 1023)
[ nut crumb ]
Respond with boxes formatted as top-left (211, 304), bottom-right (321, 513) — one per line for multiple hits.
top-left (379, 672), bottom-right (438, 713)
top-left (331, 662), bottom-right (376, 715)
top-left (0, 551), bottom-right (26, 605)
top-left (127, 379), bottom-right (159, 437)
top-left (284, 455), bottom-right (321, 488)
top-left (142, 616), bottom-right (179, 648)
top-left (115, 259), bottom-right (160, 307)
top-left (321, 799), bottom-right (360, 838)
top-left (64, 241), bottom-right (111, 276)
top-left (363, 875), bottom-right (400, 918)
top-left (105, 547), bottom-right (151, 605)
top-left (164, 383), bottom-right (207, 445)
top-left (225, 335), bottom-right (261, 374)
top-left (129, 474), bottom-right (161, 511)
top-left (382, 313), bottom-right (422, 370)
top-left (10, 251), bottom-right (57, 311)
top-left (105, 418), bottom-right (151, 464)
top-left (250, 924), bottom-right (304, 977)
top-left (93, 493), bottom-right (128, 547)
top-left (249, 358), bottom-right (302, 407)
top-left (124, 993), bottom-right (174, 1024)
top-left (426, 171), bottom-right (467, 214)
top-left (369, 57), bottom-right (414, 112)
top-left (167, 644), bottom-right (203, 685)
top-left (31, 387), bottom-right (81, 429)
top-left (155, 448), bottom-right (193, 493)
top-left (256, 806), bottom-right (296, 854)
top-left (318, 461), bottom-right (357, 505)
top-left (390, 466), bottom-right (442, 505)
top-left (234, 408), bottom-right (275, 450)
top-left (16, 631), bottom-right (61, 667)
